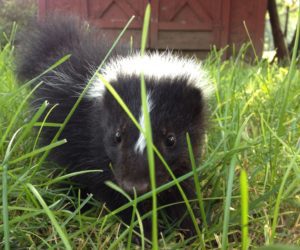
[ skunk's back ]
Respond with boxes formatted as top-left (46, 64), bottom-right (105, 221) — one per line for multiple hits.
top-left (15, 16), bottom-right (115, 172)
top-left (16, 15), bottom-right (123, 82)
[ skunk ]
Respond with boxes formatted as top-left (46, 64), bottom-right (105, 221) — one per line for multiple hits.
top-left (16, 16), bottom-right (212, 237)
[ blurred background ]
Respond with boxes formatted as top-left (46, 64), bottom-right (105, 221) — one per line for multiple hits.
top-left (0, 0), bottom-right (298, 62)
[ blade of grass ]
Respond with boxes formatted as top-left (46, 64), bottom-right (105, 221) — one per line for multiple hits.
top-left (186, 133), bottom-right (208, 231)
top-left (221, 114), bottom-right (253, 250)
top-left (27, 183), bottom-right (72, 250)
top-left (243, 21), bottom-right (258, 63)
top-left (10, 100), bottom-right (49, 154)
top-left (140, 71), bottom-right (156, 246)
top-left (41, 170), bottom-right (103, 186)
top-left (139, 4), bottom-right (157, 247)
top-left (240, 168), bottom-right (249, 250)
top-left (2, 163), bottom-right (10, 250)
top-left (140, 3), bottom-right (150, 57)
top-left (29, 104), bottom-right (60, 166)
top-left (1, 126), bottom-right (25, 250)
top-left (8, 139), bottom-right (66, 164)
top-left (97, 74), bottom-right (141, 130)
top-left (15, 55), bottom-right (71, 94)
top-left (33, 122), bottom-right (62, 128)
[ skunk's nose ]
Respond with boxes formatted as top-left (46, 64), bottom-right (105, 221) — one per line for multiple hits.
top-left (121, 180), bottom-right (150, 195)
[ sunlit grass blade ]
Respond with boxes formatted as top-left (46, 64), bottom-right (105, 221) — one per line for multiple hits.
top-left (2, 163), bottom-right (10, 250)
top-left (27, 183), bottom-right (72, 250)
top-left (139, 4), bottom-right (157, 247)
top-left (221, 114), bottom-right (253, 250)
top-left (240, 168), bottom-right (249, 250)
top-left (16, 55), bottom-right (71, 92)
top-left (34, 122), bottom-right (62, 128)
top-left (140, 3), bottom-right (150, 56)
top-left (186, 133), bottom-right (208, 231)
top-left (243, 21), bottom-right (258, 63)
top-left (10, 100), bottom-right (49, 154)
top-left (8, 139), bottom-right (66, 164)
top-left (41, 170), bottom-right (103, 186)
top-left (29, 104), bottom-right (60, 166)
top-left (140, 70), bottom-right (157, 246)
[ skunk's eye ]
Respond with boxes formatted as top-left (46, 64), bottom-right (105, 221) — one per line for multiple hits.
top-left (165, 134), bottom-right (176, 148)
top-left (114, 130), bottom-right (122, 144)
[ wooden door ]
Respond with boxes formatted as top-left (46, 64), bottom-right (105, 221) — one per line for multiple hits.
top-left (150, 0), bottom-right (229, 52)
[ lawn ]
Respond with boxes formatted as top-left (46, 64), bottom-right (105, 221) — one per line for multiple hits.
top-left (1, 13), bottom-right (300, 250)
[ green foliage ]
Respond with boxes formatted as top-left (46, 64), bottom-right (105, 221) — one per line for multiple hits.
top-left (1, 39), bottom-right (299, 249)
top-left (0, 0), bottom-right (37, 47)
top-left (1, 10), bottom-right (300, 250)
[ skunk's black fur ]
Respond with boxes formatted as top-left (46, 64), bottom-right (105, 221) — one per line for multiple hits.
top-left (16, 16), bottom-right (211, 237)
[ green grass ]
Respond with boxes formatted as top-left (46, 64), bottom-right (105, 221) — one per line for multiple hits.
top-left (140, 5), bottom-right (158, 248)
top-left (1, 11), bottom-right (300, 250)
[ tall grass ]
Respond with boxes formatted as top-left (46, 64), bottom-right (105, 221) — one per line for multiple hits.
top-left (1, 6), bottom-right (300, 250)
top-left (139, 5), bottom-right (158, 248)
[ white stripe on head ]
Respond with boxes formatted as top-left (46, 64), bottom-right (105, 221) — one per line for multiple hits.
top-left (134, 93), bottom-right (154, 154)
top-left (87, 51), bottom-right (213, 99)
top-left (86, 77), bottom-right (106, 98)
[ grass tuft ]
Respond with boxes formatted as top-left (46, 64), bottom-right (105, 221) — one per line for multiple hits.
top-left (240, 168), bottom-right (249, 250)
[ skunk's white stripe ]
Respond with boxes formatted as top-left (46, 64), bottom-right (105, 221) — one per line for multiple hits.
top-left (88, 77), bottom-right (106, 98)
top-left (87, 52), bottom-right (213, 99)
top-left (134, 93), bottom-right (154, 154)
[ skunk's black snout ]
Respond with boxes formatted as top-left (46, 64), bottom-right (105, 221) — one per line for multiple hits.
top-left (115, 154), bottom-right (171, 195)
top-left (121, 179), bottom-right (150, 195)
top-left (113, 154), bottom-right (151, 195)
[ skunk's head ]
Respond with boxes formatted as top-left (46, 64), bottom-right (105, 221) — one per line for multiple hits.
top-left (89, 52), bottom-right (212, 194)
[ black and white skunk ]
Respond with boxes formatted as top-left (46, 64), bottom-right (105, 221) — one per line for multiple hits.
top-left (16, 17), bottom-right (212, 236)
